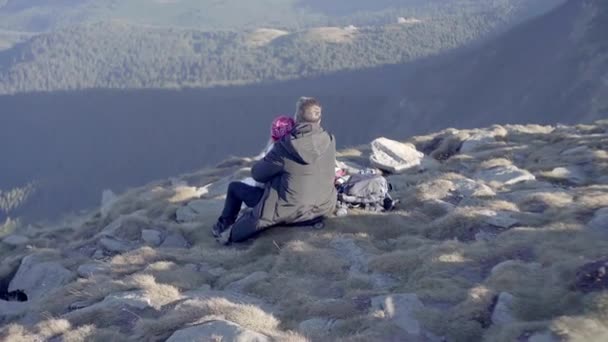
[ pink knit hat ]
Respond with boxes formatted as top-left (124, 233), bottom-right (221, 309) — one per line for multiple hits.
top-left (271, 115), bottom-right (295, 142)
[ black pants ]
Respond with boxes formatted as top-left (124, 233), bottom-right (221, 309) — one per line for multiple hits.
top-left (219, 182), bottom-right (264, 226)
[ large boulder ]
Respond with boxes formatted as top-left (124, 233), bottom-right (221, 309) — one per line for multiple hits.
top-left (371, 293), bottom-right (424, 335)
top-left (370, 138), bottom-right (424, 174)
top-left (166, 320), bottom-right (270, 342)
top-left (9, 255), bottom-right (74, 301)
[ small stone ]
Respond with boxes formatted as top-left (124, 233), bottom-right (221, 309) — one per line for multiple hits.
top-left (2, 234), bottom-right (29, 246)
top-left (104, 291), bottom-right (153, 310)
top-left (141, 229), bottom-right (162, 246)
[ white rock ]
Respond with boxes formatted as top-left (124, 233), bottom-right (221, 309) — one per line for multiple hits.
top-left (588, 208), bottom-right (608, 231)
top-left (141, 229), bottom-right (162, 246)
top-left (166, 320), bottom-right (270, 342)
top-left (225, 272), bottom-right (268, 292)
top-left (100, 189), bottom-right (118, 218)
top-left (476, 165), bottom-right (535, 185)
top-left (492, 292), bottom-right (516, 325)
top-left (370, 138), bottom-right (424, 174)
top-left (371, 293), bottom-right (424, 335)
top-left (77, 263), bottom-right (111, 278)
top-left (9, 255), bottom-right (74, 301)
top-left (2, 234), bottom-right (29, 246)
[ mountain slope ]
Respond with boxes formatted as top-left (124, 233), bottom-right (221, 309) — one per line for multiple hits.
top-left (1, 121), bottom-right (607, 341)
top-left (0, 0), bottom-right (563, 32)
top-left (388, 0), bottom-right (608, 137)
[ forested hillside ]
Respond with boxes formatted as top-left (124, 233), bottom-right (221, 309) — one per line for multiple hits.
top-left (0, 0), bottom-right (563, 94)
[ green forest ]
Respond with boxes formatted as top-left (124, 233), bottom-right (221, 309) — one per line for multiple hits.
top-left (0, 0), bottom-right (564, 94)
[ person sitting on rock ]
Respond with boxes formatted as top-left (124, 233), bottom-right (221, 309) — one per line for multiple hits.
top-left (212, 97), bottom-right (337, 244)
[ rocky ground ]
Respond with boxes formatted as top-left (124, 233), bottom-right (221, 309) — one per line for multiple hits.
top-left (1, 121), bottom-right (608, 341)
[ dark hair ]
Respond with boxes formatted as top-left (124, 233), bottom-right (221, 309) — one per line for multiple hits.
top-left (297, 98), bottom-right (322, 123)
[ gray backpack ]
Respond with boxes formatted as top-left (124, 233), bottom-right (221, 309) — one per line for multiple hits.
top-left (337, 173), bottom-right (396, 211)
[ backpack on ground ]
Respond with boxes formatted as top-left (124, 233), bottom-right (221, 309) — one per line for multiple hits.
top-left (336, 173), bottom-right (398, 212)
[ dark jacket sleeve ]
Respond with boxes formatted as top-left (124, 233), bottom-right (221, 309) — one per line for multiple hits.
top-left (251, 146), bottom-right (284, 183)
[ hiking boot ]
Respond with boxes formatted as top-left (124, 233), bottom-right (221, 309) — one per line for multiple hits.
top-left (212, 220), bottom-right (230, 238)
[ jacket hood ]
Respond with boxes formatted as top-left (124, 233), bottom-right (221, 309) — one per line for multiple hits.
top-left (280, 123), bottom-right (332, 164)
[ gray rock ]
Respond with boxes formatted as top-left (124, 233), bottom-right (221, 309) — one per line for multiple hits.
top-left (176, 199), bottom-right (224, 223)
top-left (104, 291), bottom-right (153, 310)
top-left (166, 320), bottom-right (270, 342)
top-left (92, 249), bottom-right (105, 260)
top-left (371, 293), bottom-right (424, 335)
top-left (370, 137), bottom-right (424, 174)
top-left (100, 213), bottom-right (149, 239)
top-left (475, 231), bottom-right (498, 242)
top-left (588, 208), bottom-right (608, 231)
top-left (225, 272), bottom-right (268, 292)
top-left (160, 233), bottom-right (190, 249)
top-left (299, 318), bottom-right (336, 335)
top-left (99, 237), bottom-right (137, 253)
top-left (77, 263), bottom-right (111, 278)
top-left (528, 331), bottom-right (559, 342)
top-left (451, 178), bottom-right (496, 198)
top-left (492, 292), bottom-right (516, 325)
top-left (330, 238), bottom-right (369, 273)
top-left (0, 300), bottom-right (29, 322)
top-left (2, 234), bottom-right (29, 246)
top-left (141, 229), bottom-right (162, 246)
top-left (476, 165), bottom-right (535, 186)
top-left (484, 211), bottom-right (519, 229)
top-left (9, 255), bottom-right (75, 301)
top-left (460, 131), bottom-right (497, 153)
top-left (491, 260), bottom-right (541, 277)
top-left (544, 166), bottom-right (587, 185)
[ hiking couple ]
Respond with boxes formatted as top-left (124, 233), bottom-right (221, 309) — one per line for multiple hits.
top-left (212, 97), bottom-right (337, 244)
